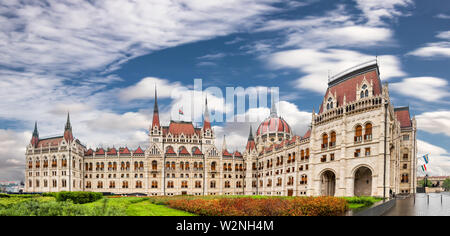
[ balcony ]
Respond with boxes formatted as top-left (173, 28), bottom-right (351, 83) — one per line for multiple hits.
top-left (354, 136), bottom-right (362, 143)
top-left (364, 134), bottom-right (372, 141)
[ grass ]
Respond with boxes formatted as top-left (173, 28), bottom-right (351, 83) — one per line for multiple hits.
top-left (126, 200), bottom-right (195, 216)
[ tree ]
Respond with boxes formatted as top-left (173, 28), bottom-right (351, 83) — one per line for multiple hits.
top-left (442, 178), bottom-right (450, 191)
top-left (418, 179), bottom-right (432, 187)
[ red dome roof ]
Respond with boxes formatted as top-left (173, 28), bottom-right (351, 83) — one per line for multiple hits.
top-left (256, 116), bottom-right (292, 136)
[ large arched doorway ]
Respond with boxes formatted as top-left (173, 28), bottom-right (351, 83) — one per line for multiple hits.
top-left (321, 170), bottom-right (336, 196)
top-left (354, 166), bottom-right (372, 196)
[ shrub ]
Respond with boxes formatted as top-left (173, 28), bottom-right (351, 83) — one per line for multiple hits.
top-left (0, 193), bottom-right (10, 198)
top-left (0, 198), bottom-right (125, 216)
top-left (55, 192), bottom-right (103, 204)
top-left (167, 197), bottom-right (348, 216)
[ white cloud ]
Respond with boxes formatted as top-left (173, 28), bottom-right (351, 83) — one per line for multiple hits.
top-left (408, 31), bottom-right (450, 58)
top-left (256, 6), bottom-right (394, 49)
top-left (435, 13), bottom-right (450, 19)
top-left (0, 0), bottom-right (280, 74)
top-left (417, 140), bottom-right (450, 176)
top-left (390, 77), bottom-right (449, 102)
top-left (354, 0), bottom-right (413, 26)
top-left (416, 111), bottom-right (450, 137)
top-left (268, 48), bottom-right (405, 93)
top-left (0, 129), bottom-right (30, 181)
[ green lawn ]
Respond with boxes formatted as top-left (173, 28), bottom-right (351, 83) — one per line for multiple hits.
top-left (126, 200), bottom-right (195, 216)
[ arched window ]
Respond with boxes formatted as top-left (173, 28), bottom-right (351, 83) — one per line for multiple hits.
top-left (322, 133), bottom-right (328, 149)
top-left (365, 90), bottom-right (369, 97)
top-left (210, 180), bottom-right (216, 188)
top-left (330, 131), bottom-right (336, 148)
top-left (180, 161), bottom-right (185, 170)
top-left (360, 91), bottom-right (364, 98)
top-left (301, 150), bottom-right (305, 160)
top-left (211, 161), bottom-right (216, 171)
top-left (355, 125), bottom-right (362, 142)
top-left (152, 160), bottom-right (157, 170)
top-left (365, 123), bottom-right (372, 141)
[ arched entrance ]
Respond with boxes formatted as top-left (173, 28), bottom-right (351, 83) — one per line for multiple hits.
top-left (321, 170), bottom-right (336, 196)
top-left (354, 166), bottom-right (372, 196)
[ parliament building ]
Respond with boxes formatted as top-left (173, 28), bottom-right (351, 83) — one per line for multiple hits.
top-left (25, 60), bottom-right (417, 197)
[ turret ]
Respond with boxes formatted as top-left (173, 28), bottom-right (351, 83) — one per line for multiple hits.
top-left (30, 121), bottom-right (39, 148)
top-left (64, 112), bottom-right (74, 142)
top-left (245, 125), bottom-right (256, 152)
top-left (203, 97), bottom-right (211, 131)
top-left (152, 87), bottom-right (160, 129)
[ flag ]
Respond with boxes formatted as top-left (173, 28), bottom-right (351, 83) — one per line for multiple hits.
top-left (423, 154), bottom-right (429, 164)
top-left (178, 107), bottom-right (184, 115)
top-left (421, 164), bottom-right (427, 172)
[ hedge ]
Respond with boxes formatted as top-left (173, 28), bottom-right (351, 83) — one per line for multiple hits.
top-left (55, 192), bottom-right (103, 204)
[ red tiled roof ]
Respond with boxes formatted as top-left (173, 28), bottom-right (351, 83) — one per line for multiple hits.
top-left (95, 148), bottom-right (105, 155)
top-left (223, 149), bottom-right (232, 157)
top-left (119, 147), bottom-right (131, 155)
top-left (302, 129), bottom-right (311, 139)
top-left (319, 65), bottom-right (382, 114)
top-left (395, 107), bottom-right (412, 128)
top-left (257, 117), bottom-right (291, 136)
top-left (234, 151), bottom-right (242, 157)
top-left (134, 147), bottom-right (144, 154)
top-left (107, 148), bottom-right (117, 155)
top-left (37, 137), bottom-right (63, 147)
top-left (246, 140), bottom-right (256, 151)
top-left (166, 146), bottom-right (176, 155)
top-left (193, 147), bottom-right (203, 155)
top-left (163, 121), bottom-right (201, 136)
top-left (179, 146), bottom-right (190, 155)
top-left (85, 149), bottom-right (93, 156)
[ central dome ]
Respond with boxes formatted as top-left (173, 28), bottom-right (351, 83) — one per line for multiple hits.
top-left (255, 98), bottom-right (293, 144)
top-left (256, 116), bottom-right (292, 137)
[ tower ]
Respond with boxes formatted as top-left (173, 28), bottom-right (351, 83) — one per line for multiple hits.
top-left (64, 113), bottom-right (73, 142)
top-left (152, 87), bottom-right (160, 130)
top-left (31, 121), bottom-right (39, 148)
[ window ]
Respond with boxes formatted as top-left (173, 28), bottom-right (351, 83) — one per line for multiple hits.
top-left (403, 164), bottom-right (407, 169)
top-left (403, 154), bottom-right (408, 161)
top-left (365, 148), bottom-right (371, 156)
top-left (211, 162), bottom-right (216, 171)
top-left (355, 125), bottom-right (362, 143)
top-left (330, 153), bottom-right (335, 161)
top-left (322, 133), bottom-right (328, 149)
top-left (403, 135), bottom-right (410, 141)
top-left (195, 181), bottom-right (202, 188)
top-left (210, 181), bottom-right (216, 188)
top-left (365, 123), bottom-right (372, 141)
top-left (167, 181), bottom-right (174, 188)
top-left (122, 181), bottom-right (129, 188)
top-left (401, 174), bottom-right (409, 183)
top-left (152, 160), bottom-right (157, 170)
top-left (151, 181), bottom-right (158, 188)
top-left (330, 131), bottom-right (336, 148)
top-left (321, 155), bottom-right (326, 162)
top-left (354, 149), bottom-right (361, 157)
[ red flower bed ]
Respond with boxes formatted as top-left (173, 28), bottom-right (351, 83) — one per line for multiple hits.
top-left (166, 197), bottom-right (348, 216)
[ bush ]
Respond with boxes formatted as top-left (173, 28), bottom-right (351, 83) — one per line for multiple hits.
top-left (167, 197), bottom-right (348, 216)
top-left (0, 199), bottom-right (125, 216)
top-left (0, 193), bottom-right (10, 198)
top-left (55, 192), bottom-right (103, 204)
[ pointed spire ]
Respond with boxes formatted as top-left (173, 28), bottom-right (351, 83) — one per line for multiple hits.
top-left (152, 85), bottom-right (160, 129)
top-left (248, 125), bottom-right (254, 141)
top-left (31, 121), bottom-right (39, 147)
top-left (65, 112), bottom-right (72, 131)
top-left (203, 96), bottom-right (211, 130)
top-left (270, 91), bottom-right (277, 118)
top-left (64, 112), bottom-right (74, 142)
top-left (33, 121), bottom-right (39, 137)
top-left (222, 135), bottom-right (227, 151)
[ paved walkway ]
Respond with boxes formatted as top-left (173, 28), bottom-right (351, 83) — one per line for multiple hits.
top-left (383, 192), bottom-right (450, 216)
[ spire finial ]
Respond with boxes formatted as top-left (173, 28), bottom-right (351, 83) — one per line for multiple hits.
top-left (33, 121), bottom-right (39, 137)
top-left (152, 85), bottom-right (160, 129)
top-left (65, 112), bottom-right (72, 131)
top-left (248, 125), bottom-right (254, 141)
top-left (222, 135), bottom-right (227, 151)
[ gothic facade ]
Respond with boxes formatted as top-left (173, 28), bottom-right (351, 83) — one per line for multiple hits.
top-left (25, 60), bottom-right (417, 197)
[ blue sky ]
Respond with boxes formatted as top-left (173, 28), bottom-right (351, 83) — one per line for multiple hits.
top-left (0, 0), bottom-right (449, 180)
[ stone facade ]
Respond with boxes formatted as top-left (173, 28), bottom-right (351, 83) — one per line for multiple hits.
top-left (25, 60), bottom-right (417, 197)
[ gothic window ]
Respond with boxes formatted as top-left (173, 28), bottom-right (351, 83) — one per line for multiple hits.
top-left (322, 133), bottom-right (328, 149)
top-left (365, 123), bottom-right (373, 140)
top-left (152, 160), bottom-right (157, 170)
top-left (330, 131), bottom-right (336, 147)
top-left (355, 125), bottom-right (363, 142)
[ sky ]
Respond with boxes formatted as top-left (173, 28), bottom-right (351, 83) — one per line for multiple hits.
top-left (0, 0), bottom-right (449, 181)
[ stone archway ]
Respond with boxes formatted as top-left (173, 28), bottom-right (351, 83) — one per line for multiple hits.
top-left (321, 170), bottom-right (336, 196)
top-left (354, 166), bottom-right (372, 196)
